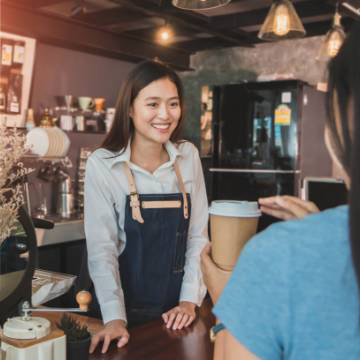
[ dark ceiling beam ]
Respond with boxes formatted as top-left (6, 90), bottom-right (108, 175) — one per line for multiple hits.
top-left (1, 2), bottom-right (192, 70)
top-left (7, 0), bottom-right (64, 7)
top-left (74, 7), bottom-right (143, 26)
top-left (123, 24), bottom-right (197, 39)
top-left (112, 0), bottom-right (256, 46)
top-left (161, 0), bottom-right (250, 8)
top-left (176, 15), bottom-right (354, 53)
top-left (303, 16), bottom-right (354, 35)
top-left (211, 0), bottom-right (335, 29)
top-left (310, 0), bottom-right (360, 20)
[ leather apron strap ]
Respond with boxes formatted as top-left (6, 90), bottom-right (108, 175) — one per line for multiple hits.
top-left (123, 160), bottom-right (189, 223)
top-left (123, 162), bottom-right (144, 224)
top-left (173, 161), bottom-right (189, 220)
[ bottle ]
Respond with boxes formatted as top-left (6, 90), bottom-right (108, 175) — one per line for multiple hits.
top-left (12, 40), bottom-right (25, 73)
top-left (39, 108), bottom-right (53, 127)
top-left (25, 108), bottom-right (36, 131)
top-left (1, 38), bottom-right (13, 72)
top-left (0, 86), bottom-right (6, 113)
top-left (6, 73), bottom-right (22, 114)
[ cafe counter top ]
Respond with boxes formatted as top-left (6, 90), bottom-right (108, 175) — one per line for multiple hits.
top-left (37, 298), bottom-right (215, 360)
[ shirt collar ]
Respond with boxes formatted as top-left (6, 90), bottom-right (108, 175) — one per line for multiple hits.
top-left (110, 140), bottom-right (182, 168)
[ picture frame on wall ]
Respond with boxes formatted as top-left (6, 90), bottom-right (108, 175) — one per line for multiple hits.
top-left (0, 31), bottom-right (36, 128)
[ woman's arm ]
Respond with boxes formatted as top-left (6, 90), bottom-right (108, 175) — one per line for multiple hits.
top-left (200, 245), bottom-right (259, 360)
top-left (179, 144), bottom-right (209, 306)
top-left (85, 155), bottom-right (126, 323)
top-left (164, 144), bottom-right (209, 330)
top-left (215, 330), bottom-right (259, 360)
top-left (84, 155), bottom-right (129, 352)
top-left (201, 228), bottom-right (289, 360)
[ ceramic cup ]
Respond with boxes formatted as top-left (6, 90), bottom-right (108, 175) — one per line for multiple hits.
top-left (94, 97), bottom-right (105, 112)
top-left (78, 97), bottom-right (94, 111)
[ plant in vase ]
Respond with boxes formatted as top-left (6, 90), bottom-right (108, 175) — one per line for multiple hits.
top-left (0, 122), bottom-right (30, 245)
top-left (57, 313), bottom-right (91, 360)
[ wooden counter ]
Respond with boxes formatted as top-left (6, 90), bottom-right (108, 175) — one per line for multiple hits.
top-left (37, 298), bottom-right (215, 360)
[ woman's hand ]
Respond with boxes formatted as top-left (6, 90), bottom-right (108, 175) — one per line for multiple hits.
top-left (162, 301), bottom-right (196, 330)
top-left (259, 195), bottom-right (319, 220)
top-left (89, 319), bottom-right (129, 354)
top-left (201, 244), bottom-right (232, 305)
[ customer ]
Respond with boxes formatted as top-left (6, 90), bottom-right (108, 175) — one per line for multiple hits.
top-left (201, 22), bottom-right (360, 359)
top-left (84, 60), bottom-right (208, 353)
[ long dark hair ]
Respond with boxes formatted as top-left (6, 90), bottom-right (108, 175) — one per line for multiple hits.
top-left (326, 22), bottom-right (360, 289)
top-left (101, 60), bottom-right (185, 152)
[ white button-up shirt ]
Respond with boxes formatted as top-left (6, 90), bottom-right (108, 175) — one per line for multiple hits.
top-left (84, 141), bottom-right (209, 324)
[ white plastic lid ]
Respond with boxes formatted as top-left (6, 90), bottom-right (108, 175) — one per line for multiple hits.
top-left (209, 200), bottom-right (261, 218)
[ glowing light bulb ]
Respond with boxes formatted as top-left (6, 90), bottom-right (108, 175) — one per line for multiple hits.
top-left (274, 4), bottom-right (290, 36)
top-left (157, 25), bottom-right (173, 44)
top-left (161, 30), bottom-right (170, 41)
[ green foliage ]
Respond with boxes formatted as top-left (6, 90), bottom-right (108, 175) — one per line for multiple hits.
top-left (57, 313), bottom-right (90, 341)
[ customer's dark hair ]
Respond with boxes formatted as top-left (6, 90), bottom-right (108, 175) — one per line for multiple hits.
top-left (326, 22), bottom-right (360, 289)
top-left (101, 60), bottom-right (184, 152)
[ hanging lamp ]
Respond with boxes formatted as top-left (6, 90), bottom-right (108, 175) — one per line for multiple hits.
top-left (172, 0), bottom-right (231, 11)
top-left (258, 0), bottom-right (306, 41)
top-left (318, 9), bottom-right (346, 60)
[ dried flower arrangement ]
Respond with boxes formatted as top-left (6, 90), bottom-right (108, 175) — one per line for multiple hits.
top-left (0, 122), bottom-right (30, 245)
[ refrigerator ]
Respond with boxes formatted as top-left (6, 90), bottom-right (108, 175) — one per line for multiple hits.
top-left (200, 80), bottom-right (332, 231)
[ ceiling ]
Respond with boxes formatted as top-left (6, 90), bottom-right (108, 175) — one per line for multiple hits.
top-left (2, 0), bottom-right (359, 70)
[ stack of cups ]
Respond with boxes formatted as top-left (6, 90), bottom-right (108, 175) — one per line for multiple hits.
top-left (209, 200), bottom-right (261, 271)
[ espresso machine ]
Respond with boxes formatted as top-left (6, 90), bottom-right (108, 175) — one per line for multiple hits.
top-left (36, 159), bottom-right (75, 219)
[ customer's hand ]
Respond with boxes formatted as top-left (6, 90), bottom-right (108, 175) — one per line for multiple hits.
top-left (89, 319), bottom-right (129, 354)
top-left (201, 244), bottom-right (232, 305)
top-left (162, 301), bottom-right (196, 330)
top-left (259, 195), bottom-right (319, 220)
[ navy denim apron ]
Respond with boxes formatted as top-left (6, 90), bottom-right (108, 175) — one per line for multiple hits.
top-left (77, 160), bottom-right (191, 327)
top-left (120, 161), bottom-right (191, 326)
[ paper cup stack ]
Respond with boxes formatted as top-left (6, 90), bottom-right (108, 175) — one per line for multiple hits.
top-left (26, 127), bottom-right (70, 158)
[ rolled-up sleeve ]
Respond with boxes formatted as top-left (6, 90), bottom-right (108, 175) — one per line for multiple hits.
top-left (84, 156), bottom-right (127, 324)
top-left (179, 146), bottom-right (209, 306)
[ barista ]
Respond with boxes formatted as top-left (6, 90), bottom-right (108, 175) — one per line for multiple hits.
top-left (83, 61), bottom-right (209, 353)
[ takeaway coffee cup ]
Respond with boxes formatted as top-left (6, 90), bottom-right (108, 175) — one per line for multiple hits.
top-left (209, 200), bottom-right (261, 271)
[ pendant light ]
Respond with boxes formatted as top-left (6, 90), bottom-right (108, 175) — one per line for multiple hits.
top-left (258, 0), bottom-right (306, 41)
top-left (172, 0), bottom-right (231, 11)
top-left (318, 7), bottom-right (346, 60)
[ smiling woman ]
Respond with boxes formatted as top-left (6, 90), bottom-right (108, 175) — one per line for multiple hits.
top-left (80, 60), bottom-right (209, 354)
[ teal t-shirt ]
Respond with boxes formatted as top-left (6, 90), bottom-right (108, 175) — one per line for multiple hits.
top-left (214, 205), bottom-right (360, 359)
